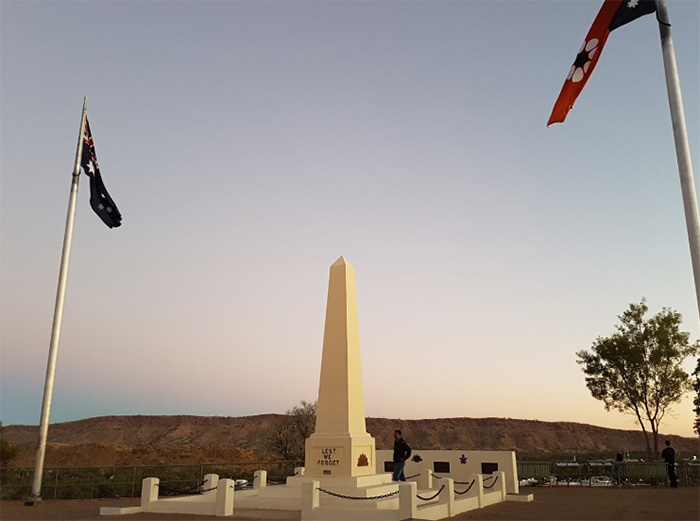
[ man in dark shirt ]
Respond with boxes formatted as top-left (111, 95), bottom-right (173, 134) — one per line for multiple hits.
top-left (661, 440), bottom-right (677, 488)
top-left (392, 429), bottom-right (411, 482)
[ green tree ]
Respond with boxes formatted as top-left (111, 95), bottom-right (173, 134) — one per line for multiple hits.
top-left (268, 401), bottom-right (317, 461)
top-left (693, 357), bottom-right (700, 436)
top-left (576, 299), bottom-right (699, 460)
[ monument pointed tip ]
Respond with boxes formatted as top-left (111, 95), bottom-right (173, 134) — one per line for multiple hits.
top-left (333, 256), bottom-right (349, 266)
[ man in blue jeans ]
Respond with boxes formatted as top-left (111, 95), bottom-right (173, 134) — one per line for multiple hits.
top-left (661, 440), bottom-right (678, 488)
top-left (392, 429), bottom-right (411, 481)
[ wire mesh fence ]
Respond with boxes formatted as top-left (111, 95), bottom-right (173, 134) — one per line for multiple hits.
top-left (0, 460), bottom-right (303, 501)
top-left (2, 458), bottom-right (697, 500)
top-left (517, 460), bottom-right (699, 487)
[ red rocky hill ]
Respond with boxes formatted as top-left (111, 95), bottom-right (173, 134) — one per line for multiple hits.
top-left (2, 415), bottom-right (698, 468)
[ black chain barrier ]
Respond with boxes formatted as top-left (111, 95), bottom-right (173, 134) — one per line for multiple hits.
top-left (317, 488), bottom-right (400, 501)
top-left (483, 476), bottom-right (499, 489)
top-left (157, 481), bottom-right (233, 497)
top-left (405, 473), bottom-right (420, 480)
top-left (416, 485), bottom-right (445, 501)
top-left (454, 480), bottom-right (476, 496)
top-left (156, 481), bottom-right (206, 496)
top-left (433, 474), bottom-right (444, 480)
top-left (483, 475), bottom-right (495, 481)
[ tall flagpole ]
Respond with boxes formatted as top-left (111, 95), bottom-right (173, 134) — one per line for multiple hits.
top-left (27, 96), bottom-right (88, 504)
top-left (656, 0), bottom-right (700, 323)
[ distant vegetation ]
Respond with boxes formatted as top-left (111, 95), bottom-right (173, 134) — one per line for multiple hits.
top-left (266, 400), bottom-right (317, 461)
top-left (0, 423), bottom-right (19, 467)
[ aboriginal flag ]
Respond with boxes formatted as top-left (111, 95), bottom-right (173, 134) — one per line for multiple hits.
top-left (548, 0), bottom-right (657, 126)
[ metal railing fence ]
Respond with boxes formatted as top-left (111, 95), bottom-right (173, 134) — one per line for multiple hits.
top-left (517, 460), bottom-right (699, 487)
top-left (0, 460), bottom-right (303, 501)
top-left (2, 459), bottom-right (697, 500)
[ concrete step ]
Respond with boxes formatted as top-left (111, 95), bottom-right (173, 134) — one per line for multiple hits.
top-left (319, 495), bottom-right (400, 511)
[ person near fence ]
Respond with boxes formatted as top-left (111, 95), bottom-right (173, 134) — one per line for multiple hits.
top-left (392, 429), bottom-right (411, 482)
top-left (661, 440), bottom-right (678, 488)
top-left (613, 453), bottom-right (625, 485)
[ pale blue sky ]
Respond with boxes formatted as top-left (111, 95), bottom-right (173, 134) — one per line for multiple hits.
top-left (1, 0), bottom-right (699, 438)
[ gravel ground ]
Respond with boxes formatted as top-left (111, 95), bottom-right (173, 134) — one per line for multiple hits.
top-left (1, 486), bottom-right (698, 521)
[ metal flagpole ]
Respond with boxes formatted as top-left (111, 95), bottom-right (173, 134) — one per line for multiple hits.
top-left (27, 97), bottom-right (88, 504)
top-left (655, 0), bottom-right (700, 323)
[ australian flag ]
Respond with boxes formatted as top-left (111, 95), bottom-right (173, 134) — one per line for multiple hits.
top-left (81, 117), bottom-right (122, 228)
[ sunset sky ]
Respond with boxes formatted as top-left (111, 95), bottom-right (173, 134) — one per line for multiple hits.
top-left (1, 0), bottom-right (698, 439)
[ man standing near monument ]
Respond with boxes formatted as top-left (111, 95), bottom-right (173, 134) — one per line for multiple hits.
top-left (392, 429), bottom-right (411, 482)
top-left (661, 440), bottom-right (678, 488)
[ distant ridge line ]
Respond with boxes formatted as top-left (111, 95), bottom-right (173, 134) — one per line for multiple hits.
top-left (3, 414), bottom-right (696, 448)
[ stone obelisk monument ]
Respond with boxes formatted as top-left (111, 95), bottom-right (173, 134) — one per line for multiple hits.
top-left (304, 256), bottom-right (376, 479)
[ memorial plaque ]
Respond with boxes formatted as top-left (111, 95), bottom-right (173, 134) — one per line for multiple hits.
top-left (481, 462), bottom-right (498, 474)
top-left (433, 461), bottom-right (450, 473)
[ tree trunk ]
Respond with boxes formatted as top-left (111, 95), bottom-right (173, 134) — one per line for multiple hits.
top-left (637, 416), bottom-right (653, 461)
top-left (652, 427), bottom-right (660, 460)
top-left (644, 436), bottom-right (653, 461)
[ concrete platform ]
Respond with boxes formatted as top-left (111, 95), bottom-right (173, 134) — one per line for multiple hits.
top-left (3, 486), bottom-right (699, 521)
top-left (5, 487), bottom-right (700, 521)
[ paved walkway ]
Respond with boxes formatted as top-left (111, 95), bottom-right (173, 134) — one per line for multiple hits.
top-left (2, 486), bottom-right (698, 521)
top-left (454, 486), bottom-right (699, 520)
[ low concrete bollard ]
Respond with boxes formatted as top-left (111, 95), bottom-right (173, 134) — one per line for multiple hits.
top-left (254, 470), bottom-right (267, 490)
top-left (438, 477), bottom-right (455, 517)
top-left (140, 477), bottom-right (159, 511)
top-left (417, 468), bottom-right (433, 489)
top-left (215, 479), bottom-right (235, 516)
top-left (301, 480), bottom-right (319, 520)
top-left (475, 474), bottom-right (484, 508)
top-left (398, 481), bottom-right (417, 520)
top-left (497, 471), bottom-right (507, 501)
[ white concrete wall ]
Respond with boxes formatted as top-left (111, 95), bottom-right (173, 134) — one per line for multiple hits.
top-left (375, 450), bottom-right (519, 495)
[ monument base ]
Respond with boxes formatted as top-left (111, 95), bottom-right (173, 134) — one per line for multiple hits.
top-left (304, 433), bottom-right (376, 478)
top-left (287, 472), bottom-right (391, 489)
top-left (237, 471), bottom-right (397, 513)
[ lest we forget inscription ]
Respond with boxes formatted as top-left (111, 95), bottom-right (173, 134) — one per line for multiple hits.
top-left (314, 447), bottom-right (342, 467)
